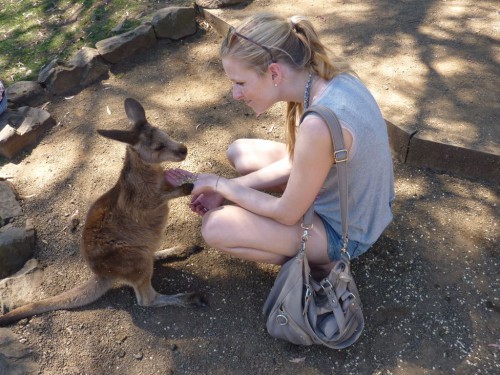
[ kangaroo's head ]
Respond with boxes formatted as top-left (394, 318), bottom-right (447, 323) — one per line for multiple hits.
top-left (97, 98), bottom-right (187, 164)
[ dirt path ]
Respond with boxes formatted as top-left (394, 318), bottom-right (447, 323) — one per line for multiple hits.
top-left (0, 2), bottom-right (499, 374)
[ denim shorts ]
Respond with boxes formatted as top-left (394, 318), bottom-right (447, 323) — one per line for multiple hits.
top-left (318, 215), bottom-right (371, 261)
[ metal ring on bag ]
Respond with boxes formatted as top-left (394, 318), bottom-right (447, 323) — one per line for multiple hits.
top-left (276, 313), bottom-right (288, 326)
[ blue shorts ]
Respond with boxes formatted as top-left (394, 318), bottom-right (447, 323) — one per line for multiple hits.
top-left (318, 215), bottom-right (371, 261)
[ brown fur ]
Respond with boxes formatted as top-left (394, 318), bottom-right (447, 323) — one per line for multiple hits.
top-left (0, 98), bottom-right (205, 326)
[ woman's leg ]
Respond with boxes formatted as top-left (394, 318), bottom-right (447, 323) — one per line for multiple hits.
top-left (227, 138), bottom-right (288, 192)
top-left (201, 205), bottom-right (332, 267)
top-left (208, 138), bottom-right (335, 273)
top-left (227, 138), bottom-right (287, 175)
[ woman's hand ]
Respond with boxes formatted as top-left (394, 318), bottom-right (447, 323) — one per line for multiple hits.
top-left (189, 173), bottom-right (224, 215)
top-left (190, 191), bottom-right (224, 215)
top-left (164, 168), bottom-right (198, 186)
top-left (165, 168), bottom-right (224, 216)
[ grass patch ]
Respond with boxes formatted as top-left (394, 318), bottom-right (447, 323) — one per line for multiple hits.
top-left (0, 0), bottom-right (191, 86)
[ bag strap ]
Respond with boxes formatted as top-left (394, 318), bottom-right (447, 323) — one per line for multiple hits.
top-left (300, 105), bottom-right (350, 256)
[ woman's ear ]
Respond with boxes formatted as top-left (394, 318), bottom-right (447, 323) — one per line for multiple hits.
top-left (268, 63), bottom-right (283, 86)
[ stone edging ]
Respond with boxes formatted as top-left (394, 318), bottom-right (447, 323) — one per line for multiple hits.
top-left (1, 6), bottom-right (198, 160)
top-left (6, 6), bottom-right (198, 106)
top-left (386, 121), bottom-right (500, 183)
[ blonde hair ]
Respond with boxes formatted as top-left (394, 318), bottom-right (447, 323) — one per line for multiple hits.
top-left (221, 13), bottom-right (352, 158)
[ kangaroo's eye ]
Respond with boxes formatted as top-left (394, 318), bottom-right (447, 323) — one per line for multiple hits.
top-left (154, 144), bottom-right (165, 151)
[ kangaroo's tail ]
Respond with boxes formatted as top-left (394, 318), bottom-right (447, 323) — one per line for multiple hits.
top-left (0, 274), bottom-right (113, 326)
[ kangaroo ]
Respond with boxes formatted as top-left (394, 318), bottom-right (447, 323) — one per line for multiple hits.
top-left (0, 98), bottom-right (206, 326)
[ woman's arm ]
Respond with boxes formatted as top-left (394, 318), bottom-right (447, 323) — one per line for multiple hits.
top-left (192, 116), bottom-right (335, 225)
top-left (232, 156), bottom-right (291, 190)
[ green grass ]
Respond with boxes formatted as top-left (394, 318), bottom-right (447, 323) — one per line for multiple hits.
top-left (0, 0), bottom-right (191, 86)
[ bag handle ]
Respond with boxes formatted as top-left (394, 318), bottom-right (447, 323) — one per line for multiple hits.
top-left (300, 105), bottom-right (350, 257)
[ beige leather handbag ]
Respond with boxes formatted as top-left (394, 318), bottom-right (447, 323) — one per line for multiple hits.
top-left (263, 105), bottom-right (365, 349)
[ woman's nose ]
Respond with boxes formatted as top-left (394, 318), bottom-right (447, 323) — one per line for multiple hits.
top-left (232, 85), bottom-right (243, 100)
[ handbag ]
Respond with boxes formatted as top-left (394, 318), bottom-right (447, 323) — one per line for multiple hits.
top-left (262, 105), bottom-right (364, 349)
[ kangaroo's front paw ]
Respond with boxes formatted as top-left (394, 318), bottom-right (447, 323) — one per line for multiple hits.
top-left (180, 183), bottom-right (194, 195)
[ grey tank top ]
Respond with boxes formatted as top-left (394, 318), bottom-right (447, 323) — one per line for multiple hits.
top-left (308, 73), bottom-right (395, 246)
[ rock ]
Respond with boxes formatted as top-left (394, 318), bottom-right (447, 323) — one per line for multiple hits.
top-left (37, 59), bottom-right (60, 84)
top-left (0, 328), bottom-right (37, 375)
top-left (195, 0), bottom-right (245, 9)
top-left (133, 352), bottom-right (144, 360)
top-left (0, 181), bottom-right (22, 226)
top-left (151, 7), bottom-right (197, 40)
top-left (70, 47), bottom-right (110, 86)
top-left (0, 106), bottom-right (55, 159)
top-left (0, 221), bottom-right (36, 279)
top-left (70, 210), bottom-right (80, 232)
top-left (4, 5), bottom-right (204, 107)
top-left (38, 48), bottom-right (109, 96)
top-left (0, 259), bottom-right (44, 314)
top-left (96, 24), bottom-right (157, 64)
top-left (5, 81), bottom-right (49, 109)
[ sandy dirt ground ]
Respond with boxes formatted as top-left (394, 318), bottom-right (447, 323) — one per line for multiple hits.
top-left (0, 1), bottom-right (499, 374)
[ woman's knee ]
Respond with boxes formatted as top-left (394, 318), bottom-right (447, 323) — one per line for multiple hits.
top-left (200, 210), bottom-right (230, 249)
top-left (226, 139), bottom-right (248, 173)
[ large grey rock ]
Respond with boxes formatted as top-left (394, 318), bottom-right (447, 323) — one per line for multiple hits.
top-left (195, 0), bottom-right (245, 9)
top-left (0, 106), bottom-right (55, 159)
top-left (0, 328), bottom-right (37, 374)
top-left (37, 58), bottom-right (60, 84)
top-left (70, 47), bottom-right (110, 86)
top-left (96, 24), bottom-right (157, 64)
top-left (37, 59), bottom-right (78, 95)
top-left (0, 181), bottom-right (21, 226)
top-left (0, 220), bottom-right (35, 279)
top-left (5, 81), bottom-right (48, 108)
top-left (151, 7), bottom-right (197, 40)
top-left (0, 259), bottom-right (44, 314)
top-left (38, 48), bottom-right (109, 95)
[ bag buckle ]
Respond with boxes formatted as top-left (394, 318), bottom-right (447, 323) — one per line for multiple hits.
top-left (334, 149), bottom-right (348, 163)
top-left (320, 279), bottom-right (333, 290)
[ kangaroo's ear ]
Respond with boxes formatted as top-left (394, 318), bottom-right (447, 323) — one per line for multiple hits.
top-left (97, 129), bottom-right (140, 145)
top-left (124, 98), bottom-right (147, 129)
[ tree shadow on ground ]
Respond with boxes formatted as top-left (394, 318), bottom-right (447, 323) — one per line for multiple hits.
top-left (317, 0), bottom-right (498, 152)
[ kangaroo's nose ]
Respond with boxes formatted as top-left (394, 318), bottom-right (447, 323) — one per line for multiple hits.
top-left (178, 145), bottom-right (187, 157)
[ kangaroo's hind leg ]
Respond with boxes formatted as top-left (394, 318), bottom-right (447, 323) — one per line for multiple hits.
top-left (129, 256), bottom-right (207, 308)
top-left (132, 277), bottom-right (206, 308)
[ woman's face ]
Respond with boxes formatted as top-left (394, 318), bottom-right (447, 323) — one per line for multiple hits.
top-left (222, 57), bottom-right (276, 116)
